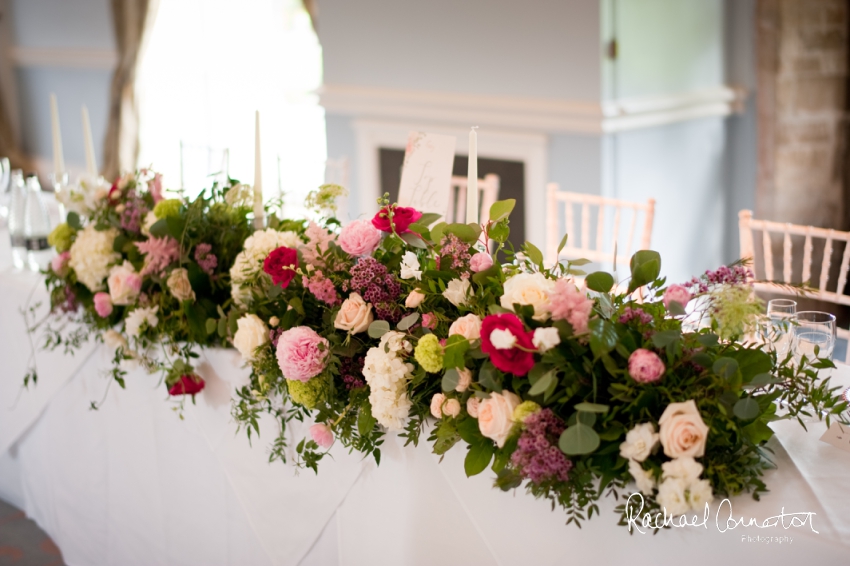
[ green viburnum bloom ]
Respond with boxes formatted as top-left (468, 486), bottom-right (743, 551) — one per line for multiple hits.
top-left (711, 285), bottom-right (763, 340)
top-left (153, 198), bottom-right (182, 219)
top-left (414, 334), bottom-right (444, 373)
top-left (305, 184), bottom-right (348, 215)
top-left (512, 400), bottom-right (541, 423)
top-left (287, 373), bottom-right (331, 409)
top-left (48, 222), bottom-right (75, 253)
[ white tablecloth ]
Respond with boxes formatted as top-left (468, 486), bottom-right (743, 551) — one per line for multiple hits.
top-left (2, 265), bottom-right (850, 565)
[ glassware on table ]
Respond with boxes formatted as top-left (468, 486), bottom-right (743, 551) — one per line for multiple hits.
top-left (22, 173), bottom-right (53, 271)
top-left (765, 299), bottom-right (797, 360)
top-left (793, 311), bottom-right (836, 364)
top-left (0, 157), bottom-right (10, 224)
top-left (7, 169), bottom-right (27, 270)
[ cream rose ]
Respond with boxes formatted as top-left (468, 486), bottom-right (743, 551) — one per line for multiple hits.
top-left (455, 367), bottom-right (472, 392)
top-left (405, 290), bottom-right (426, 308)
top-left (500, 272), bottom-right (555, 321)
top-left (477, 391), bottom-right (521, 447)
top-left (467, 397), bottom-right (481, 418)
top-left (233, 314), bottom-right (270, 362)
top-left (107, 261), bottom-right (142, 305)
top-left (334, 293), bottom-right (374, 334)
top-left (658, 400), bottom-right (709, 458)
top-left (448, 313), bottom-right (482, 341)
top-left (167, 268), bottom-right (196, 302)
top-left (443, 398), bottom-right (461, 418)
top-left (442, 278), bottom-right (470, 307)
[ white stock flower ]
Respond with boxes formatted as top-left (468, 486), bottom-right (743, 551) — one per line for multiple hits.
top-left (363, 331), bottom-right (415, 431)
top-left (399, 251), bottom-right (422, 280)
top-left (619, 423), bottom-right (660, 463)
top-left (125, 306), bottom-right (159, 338)
top-left (532, 327), bottom-right (561, 352)
top-left (233, 314), bottom-right (269, 362)
top-left (656, 477), bottom-right (690, 516)
top-left (368, 384), bottom-right (412, 431)
top-left (687, 479), bottom-right (714, 509)
top-left (103, 329), bottom-right (128, 350)
top-left (442, 278), bottom-right (471, 307)
top-left (661, 457), bottom-right (704, 483)
top-left (500, 272), bottom-right (555, 321)
top-left (628, 459), bottom-right (656, 496)
top-left (489, 328), bottom-right (517, 350)
top-left (68, 225), bottom-right (120, 292)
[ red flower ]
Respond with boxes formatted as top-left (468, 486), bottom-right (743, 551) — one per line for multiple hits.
top-left (168, 374), bottom-right (205, 396)
top-left (371, 205), bottom-right (422, 234)
top-left (480, 313), bottom-right (536, 376)
top-left (263, 246), bottom-right (299, 288)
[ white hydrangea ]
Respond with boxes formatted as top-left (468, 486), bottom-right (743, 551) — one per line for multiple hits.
top-left (68, 224), bottom-right (120, 292)
top-left (125, 306), bottom-right (159, 338)
top-left (368, 383), bottom-right (412, 431)
top-left (363, 331), bottom-right (414, 431)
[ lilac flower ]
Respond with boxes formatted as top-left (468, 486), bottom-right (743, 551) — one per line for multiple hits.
top-left (340, 355), bottom-right (366, 390)
top-left (686, 265), bottom-right (753, 294)
top-left (344, 257), bottom-right (402, 322)
top-left (511, 409), bottom-right (573, 484)
top-left (618, 306), bottom-right (654, 325)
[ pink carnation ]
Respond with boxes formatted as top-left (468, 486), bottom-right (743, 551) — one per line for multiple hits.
top-left (275, 326), bottom-right (329, 382)
top-left (135, 236), bottom-right (180, 276)
top-left (628, 348), bottom-right (665, 383)
top-left (301, 221), bottom-right (336, 266)
top-left (549, 279), bottom-right (593, 335)
top-left (663, 284), bottom-right (691, 313)
top-left (469, 252), bottom-right (493, 273)
top-left (338, 219), bottom-right (382, 256)
top-left (422, 312), bottom-right (437, 330)
top-left (51, 251), bottom-right (71, 277)
top-left (310, 423), bottom-right (334, 449)
top-left (93, 292), bottom-right (113, 317)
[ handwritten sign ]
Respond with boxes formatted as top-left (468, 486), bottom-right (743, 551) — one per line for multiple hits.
top-left (819, 421), bottom-right (850, 455)
top-left (397, 131), bottom-right (456, 218)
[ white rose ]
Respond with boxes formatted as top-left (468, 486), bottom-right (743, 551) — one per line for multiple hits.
top-left (500, 272), bottom-right (555, 321)
top-left (628, 459), bottom-right (656, 495)
top-left (661, 457), bottom-right (704, 482)
top-left (658, 400), bottom-right (709, 458)
top-left (455, 367), bottom-right (472, 392)
top-left (532, 327), bottom-right (561, 352)
top-left (619, 422), bottom-right (660, 462)
top-left (167, 267), bottom-right (196, 302)
top-left (400, 251), bottom-right (422, 280)
top-left (687, 478), bottom-right (714, 509)
top-left (477, 391), bottom-right (521, 447)
top-left (103, 329), bottom-right (128, 350)
top-left (269, 316), bottom-right (280, 327)
top-left (430, 393), bottom-right (446, 418)
top-left (405, 290), bottom-right (426, 308)
top-left (467, 397), bottom-right (481, 418)
top-left (448, 313), bottom-right (482, 341)
top-left (233, 314), bottom-right (270, 362)
top-left (442, 278), bottom-right (471, 307)
top-left (68, 225), bottom-right (120, 292)
top-left (125, 306), bottom-right (159, 338)
top-left (107, 261), bottom-right (142, 305)
top-left (334, 293), bottom-right (374, 334)
top-left (443, 398), bottom-right (461, 418)
top-left (656, 477), bottom-right (690, 516)
top-left (489, 328), bottom-right (517, 350)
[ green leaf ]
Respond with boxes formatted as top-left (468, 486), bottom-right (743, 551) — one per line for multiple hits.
top-left (397, 312), bottom-right (420, 331)
top-left (464, 442), bottom-right (494, 476)
top-left (489, 221), bottom-right (510, 243)
top-left (559, 423), bottom-right (600, 455)
top-left (574, 402), bottom-right (610, 414)
top-left (149, 218), bottom-right (169, 237)
top-left (576, 411), bottom-right (597, 427)
top-left (443, 335), bottom-right (470, 369)
top-left (358, 401), bottom-right (376, 436)
top-left (367, 320), bottom-right (391, 339)
top-left (743, 419), bottom-right (774, 444)
top-left (569, 258), bottom-right (591, 266)
top-left (430, 222), bottom-right (447, 242)
top-left (472, 264), bottom-right (500, 285)
top-left (744, 372), bottom-right (782, 389)
top-left (444, 223), bottom-right (479, 243)
top-left (487, 304), bottom-right (512, 315)
top-left (667, 301), bottom-right (687, 316)
top-left (66, 211), bottom-right (82, 230)
top-left (183, 300), bottom-right (207, 342)
top-left (728, 349), bottom-right (773, 382)
top-left (288, 296), bottom-right (305, 316)
top-left (418, 212), bottom-right (442, 226)
top-left (205, 318), bottom-right (217, 335)
top-left (112, 234), bottom-right (128, 253)
top-left (217, 318), bottom-right (227, 338)
top-left (651, 329), bottom-right (682, 348)
top-left (524, 242), bottom-right (544, 268)
top-left (557, 233), bottom-right (569, 255)
top-left (713, 357), bottom-right (739, 380)
top-left (166, 216), bottom-right (186, 240)
top-left (400, 231), bottom-right (428, 249)
top-left (585, 271), bottom-right (615, 293)
top-left (628, 250), bottom-right (662, 292)
top-left (589, 318), bottom-right (618, 357)
top-left (696, 334), bottom-right (719, 348)
top-left (489, 199), bottom-right (516, 222)
top-left (733, 397), bottom-right (760, 420)
top-left (478, 363), bottom-right (502, 392)
top-left (442, 368), bottom-right (460, 392)
top-left (528, 370), bottom-right (556, 396)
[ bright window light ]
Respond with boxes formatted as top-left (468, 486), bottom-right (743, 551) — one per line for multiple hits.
top-left (136, 0), bottom-right (325, 219)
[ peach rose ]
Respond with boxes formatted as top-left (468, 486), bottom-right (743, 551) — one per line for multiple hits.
top-left (477, 391), bottom-right (521, 447)
top-left (443, 398), bottom-right (461, 418)
top-left (430, 393), bottom-right (446, 418)
top-left (658, 400), bottom-right (709, 458)
top-left (405, 289), bottom-right (426, 308)
top-left (467, 397), bottom-right (481, 418)
top-left (448, 313), bottom-right (482, 341)
top-left (334, 293), bottom-right (374, 334)
top-left (455, 367), bottom-right (472, 392)
top-left (167, 268), bottom-right (196, 302)
top-left (107, 261), bottom-right (142, 305)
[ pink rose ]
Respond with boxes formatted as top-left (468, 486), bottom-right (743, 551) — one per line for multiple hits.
top-left (448, 313), bottom-right (482, 341)
top-left (658, 400), bottom-right (709, 458)
top-left (430, 393), bottom-right (446, 418)
top-left (663, 284), bottom-right (691, 313)
top-left (628, 348), bottom-right (665, 383)
top-left (478, 391), bottom-right (521, 447)
top-left (469, 252), bottom-right (493, 273)
top-left (422, 312), bottom-right (437, 330)
top-left (338, 219), bottom-right (382, 256)
top-left (549, 279), bottom-right (593, 335)
top-left (405, 289), bottom-right (426, 308)
top-left (51, 251), bottom-right (71, 276)
top-left (275, 326), bottom-right (329, 382)
top-left (93, 292), bottom-right (113, 317)
top-left (107, 261), bottom-right (142, 306)
top-left (310, 423), bottom-right (335, 449)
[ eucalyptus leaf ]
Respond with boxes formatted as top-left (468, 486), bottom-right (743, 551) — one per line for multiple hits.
top-left (667, 301), bottom-right (687, 316)
top-left (589, 318), bottom-right (618, 357)
top-left (444, 223), bottom-right (479, 243)
top-left (418, 212), bottom-right (442, 226)
top-left (430, 222), bottom-right (447, 242)
top-left (713, 357), bottom-right (739, 380)
top-left (464, 442), bottom-right (494, 476)
top-left (577, 411), bottom-right (597, 427)
top-left (400, 231), bottom-right (428, 249)
top-left (559, 423), bottom-right (600, 455)
top-left (489, 199), bottom-right (516, 222)
top-left (733, 397), bottom-right (760, 420)
top-left (585, 271), bottom-right (615, 293)
top-left (367, 320), bottom-right (391, 339)
top-left (66, 211), bottom-right (82, 230)
top-left (651, 329), bottom-right (681, 348)
top-left (528, 370), bottom-right (556, 396)
top-left (524, 242), bottom-right (544, 267)
top-left (442, 368), bottom-right (460, 392)
top-left (397, 312), bottom-right (420, 331)
top-left (574, 402), bottom-right (610, 413)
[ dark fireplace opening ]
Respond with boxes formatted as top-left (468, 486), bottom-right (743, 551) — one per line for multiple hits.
top-left (378, 148), bottom-right (526, 250)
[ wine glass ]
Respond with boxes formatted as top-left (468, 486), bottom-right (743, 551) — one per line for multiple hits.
top-left (0, 157), bottom-right (11, 225)
top-left (765, 299), bottom-right (797, 360)
top-left (793, 311), bottom-right (836, 364)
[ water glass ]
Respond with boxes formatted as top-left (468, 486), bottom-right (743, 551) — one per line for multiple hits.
top-left (0, 157), bottom-right (10, 224)
top-left (793, 311), bottom-right (836, 364)
top-left (765, 299), bottom-right (797, 359)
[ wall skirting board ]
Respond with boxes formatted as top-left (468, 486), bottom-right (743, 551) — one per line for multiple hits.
top-left (9, 47), bottom-right (117, 70)
top-left (320, 83), bottom-right (747, 135)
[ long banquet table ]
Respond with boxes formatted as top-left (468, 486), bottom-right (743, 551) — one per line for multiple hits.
top-left (2, 244), bottom-right (850, 565)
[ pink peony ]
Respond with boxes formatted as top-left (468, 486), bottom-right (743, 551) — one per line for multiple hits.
top-left (275, 326), bottom-right (330, 382)
top-left (549, 279), bottom-right (593, 335)
top-left (663, 284), bottom-right (691, 313)
top-left (93, 292), bottom-right (113, 317)
top-left (628, 349), bottom-right (666, 384)
top-left (469, 252), bottom-right (493, 273)
top-left (422, 312), bottom-right (437, 330)
top-left (338, 219), bottom-right (382, 256)
top-left (310, 423), bottom-right (335, 449)
top-left (51, 251), bottom-right (71, 276)
top-left (135, 236), bottom-right (180, 276)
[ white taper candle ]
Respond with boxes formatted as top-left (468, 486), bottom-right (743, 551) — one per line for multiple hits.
top-left (50, 94), bottom-right (65, 175)
top-left (253, 110), bottom-right (264, 230)
top-left (81, 105), bottom-right (97, 177)
top-left (466, 127), bottom-right (479, 224)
